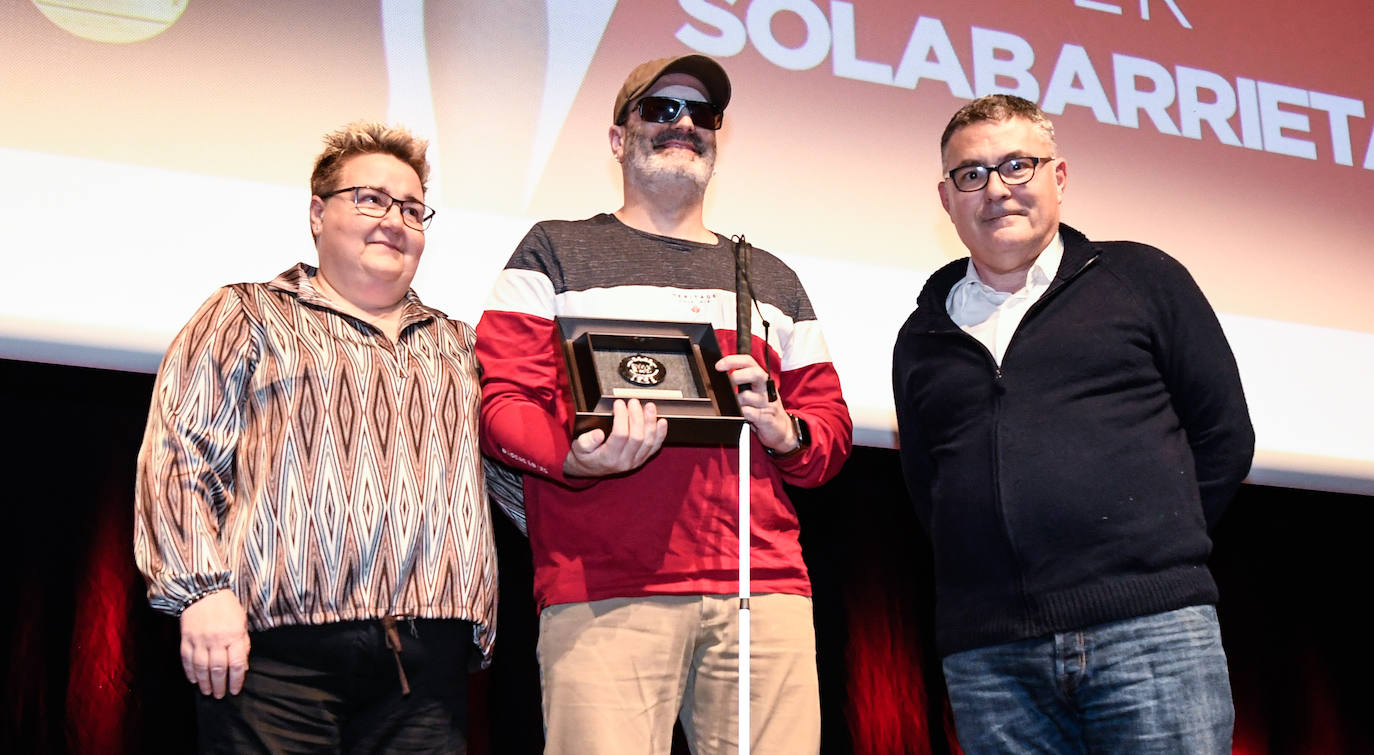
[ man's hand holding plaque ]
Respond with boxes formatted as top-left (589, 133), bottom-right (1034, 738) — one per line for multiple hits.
top-left (563, 398), bottom-right (668, 478)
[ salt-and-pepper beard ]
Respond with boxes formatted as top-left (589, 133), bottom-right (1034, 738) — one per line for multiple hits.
top-left (622, 118), bottom-right (716, 195)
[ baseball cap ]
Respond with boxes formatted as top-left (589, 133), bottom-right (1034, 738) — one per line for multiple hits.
top-left (612, 54), bottom-right (732, 125)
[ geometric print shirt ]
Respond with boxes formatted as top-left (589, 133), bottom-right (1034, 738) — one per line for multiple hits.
top-left (134, 263), bottom-right (497, 662)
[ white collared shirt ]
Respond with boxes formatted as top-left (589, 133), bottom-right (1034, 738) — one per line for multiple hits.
top-left (945, 234), bottom-right (1064, 365)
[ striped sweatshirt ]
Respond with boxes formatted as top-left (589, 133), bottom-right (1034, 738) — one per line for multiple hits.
top-left (476, 214), bottom-right (852, 611)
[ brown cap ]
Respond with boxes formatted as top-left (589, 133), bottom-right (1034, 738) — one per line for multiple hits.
top-left (612, 54), bottom-right (732, 126)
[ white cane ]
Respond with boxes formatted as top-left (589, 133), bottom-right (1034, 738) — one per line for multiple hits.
top-left (737, 422), bottom-right (751, 755)
top-left (731, 234), bottom-right (756, 754)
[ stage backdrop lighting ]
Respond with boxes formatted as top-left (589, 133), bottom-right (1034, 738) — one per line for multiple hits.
top-left (3, 0), bottom-right (1371, 493)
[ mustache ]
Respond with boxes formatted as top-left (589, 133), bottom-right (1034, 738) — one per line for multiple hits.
top-left (651, 129), bottom-right (705, 153)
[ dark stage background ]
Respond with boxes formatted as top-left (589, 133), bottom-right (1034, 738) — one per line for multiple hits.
top-left (3, 356), bottom-right (1370, 754)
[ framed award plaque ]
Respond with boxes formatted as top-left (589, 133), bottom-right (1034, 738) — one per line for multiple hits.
top-left (555, 317), bottom-right (745, 445)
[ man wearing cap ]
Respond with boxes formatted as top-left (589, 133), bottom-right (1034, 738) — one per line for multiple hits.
top-left (475, 55), bottom-right (852, 753)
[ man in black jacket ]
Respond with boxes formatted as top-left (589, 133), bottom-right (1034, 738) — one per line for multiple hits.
top-left (892, 94), bottom-right (1254, 753)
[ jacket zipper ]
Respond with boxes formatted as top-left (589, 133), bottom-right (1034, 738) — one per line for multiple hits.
top-left (923, 252), bottom-right (1100, 633)
top-left (995, 253), bottom-right (1098, 631)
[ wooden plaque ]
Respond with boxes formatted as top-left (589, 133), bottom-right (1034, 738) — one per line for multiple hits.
top-left (556, 317), bottom-right (745, 445)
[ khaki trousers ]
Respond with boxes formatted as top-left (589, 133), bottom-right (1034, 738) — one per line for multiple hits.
top-left (537, 594), bottom-right (820, 755)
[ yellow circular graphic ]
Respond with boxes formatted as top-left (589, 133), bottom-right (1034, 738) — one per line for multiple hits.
top-left (32, 1), bottom-right (188, 44)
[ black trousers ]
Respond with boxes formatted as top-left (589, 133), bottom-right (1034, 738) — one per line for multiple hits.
top-left (195, 619), bottom-right (473, 754)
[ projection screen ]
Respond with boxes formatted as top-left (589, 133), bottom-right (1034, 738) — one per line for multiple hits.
top-left (3, 0), bottom-right (1372, 493)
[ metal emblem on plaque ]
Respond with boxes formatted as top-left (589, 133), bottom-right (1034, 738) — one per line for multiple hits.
top-left (618, 354), bottom-right (667, 386)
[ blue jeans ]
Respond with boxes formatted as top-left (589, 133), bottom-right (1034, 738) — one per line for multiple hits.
top-left (942, 605), bottom-right (1233, 754)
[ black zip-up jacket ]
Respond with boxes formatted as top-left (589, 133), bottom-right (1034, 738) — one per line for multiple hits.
top-left (892, 224), bottom-right (1254, 657)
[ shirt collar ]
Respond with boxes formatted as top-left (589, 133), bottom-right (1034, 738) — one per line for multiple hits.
top-left (947, 232), bottom-right (1063, 304)
top-left (268, 263), bottom-right (442, 330)
top-left (1028, 232), bottom-right (1064, 288)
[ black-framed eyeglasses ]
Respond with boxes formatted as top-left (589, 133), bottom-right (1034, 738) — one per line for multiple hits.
top-left (633, 96), bottom-right (724, 130)
top-left (319, 186), bottom-right (435, 231)
top-left (946, 156), bottom-right (1055, 192)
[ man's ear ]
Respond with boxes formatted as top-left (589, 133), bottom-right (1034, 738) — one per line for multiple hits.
top-left (609, 124), bottom-right (626, 163)
top-left (1052, 155), bottom-right (1068, 204)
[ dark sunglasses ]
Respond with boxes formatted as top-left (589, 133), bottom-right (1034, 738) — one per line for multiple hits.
top-left (633, 96), bottom-right (724, 130)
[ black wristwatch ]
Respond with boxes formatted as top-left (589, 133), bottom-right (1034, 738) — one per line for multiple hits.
top-left (766, 413), bottom-right (810, 458)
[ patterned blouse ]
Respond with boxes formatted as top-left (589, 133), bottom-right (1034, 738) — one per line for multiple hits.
top-left (134, 264), bottom-right (497, 661)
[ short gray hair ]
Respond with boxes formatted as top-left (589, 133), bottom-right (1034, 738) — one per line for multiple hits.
top-left (940, 95), bottom-right (1056, 162)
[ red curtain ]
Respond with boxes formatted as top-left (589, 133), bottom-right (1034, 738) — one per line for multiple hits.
top-left (4, 357), bottom-right (1373, 753)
